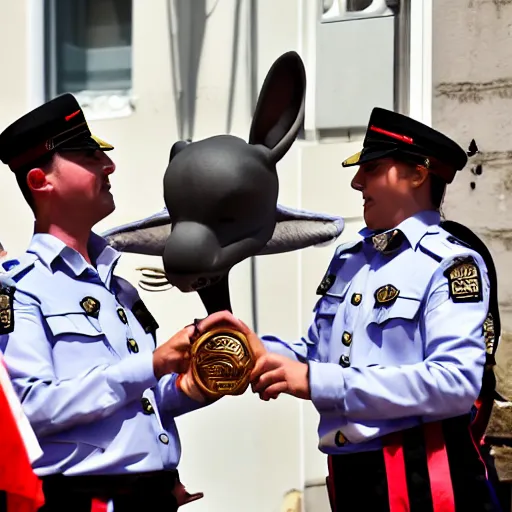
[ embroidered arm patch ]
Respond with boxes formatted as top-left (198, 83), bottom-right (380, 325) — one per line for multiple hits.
top-left (483, 312), bottom-right (495, 356)
top-left (444, 257), bottom-right (482, 303)
top-left (0, 283), bottom-right (15, 334)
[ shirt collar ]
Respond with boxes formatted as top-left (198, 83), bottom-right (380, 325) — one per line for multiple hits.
top-left (359, 209), bottom-right (441, 251)
top-left (28, 232), bottom-right (121, 286)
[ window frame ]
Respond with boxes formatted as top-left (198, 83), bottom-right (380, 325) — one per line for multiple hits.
top-left (43, 0), bottom-right (135, 120)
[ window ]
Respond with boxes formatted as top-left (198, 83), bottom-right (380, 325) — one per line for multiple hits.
top-left (321, 0), bottom-right (392, 21)
top-left (347, 0), bottom-right (373, 10)
top-left (315, 0), bottom-right (398, 131)
top-left (44, 0), bottom-right (133, 115)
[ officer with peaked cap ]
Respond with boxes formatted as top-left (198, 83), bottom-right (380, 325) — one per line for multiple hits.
top-left (221, 107), bottom-right (502, 510)
top-left (0, 93), bottom-right (230, 511)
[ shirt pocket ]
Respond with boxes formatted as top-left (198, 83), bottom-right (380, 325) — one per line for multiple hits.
top-left (366, 295), bottom-right (423, 362)
top-left (43, 309), bottom-right (113, 379)
top-left (45, 313), bottom-right (103, 338)
top-left (313, 284), bottom-right (350, 355)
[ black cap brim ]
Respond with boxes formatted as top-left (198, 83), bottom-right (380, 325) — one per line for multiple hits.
top-left (341, 147), bottom-right (398, 167)
top-left (57, 134), bottom-right (114, 153)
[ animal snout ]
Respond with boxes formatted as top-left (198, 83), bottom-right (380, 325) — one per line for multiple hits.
top-left (163, 221), bottom-right (220, 276)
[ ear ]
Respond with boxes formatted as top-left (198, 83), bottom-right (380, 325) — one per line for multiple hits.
top-left (248, 51), bottom-right (306, 164)
top-left (411, 165), bottom-right (430, 189)
top-left (26, 168), bottom-right (51, 193)
top-left (169, 140), bottom-right (192, 163)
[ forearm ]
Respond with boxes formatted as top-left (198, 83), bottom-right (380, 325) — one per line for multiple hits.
top-left (13, 352), bottom-right (157, 437)
top-left (309, 353), bottom-right (485, 421)
top-left (261, 334), bottom-right (310, 361)
top-left (154, 373), bottom-right (210, 416)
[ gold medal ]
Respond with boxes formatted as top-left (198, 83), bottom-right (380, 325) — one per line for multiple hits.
top-left (191, 327), bottom-right (255, 400)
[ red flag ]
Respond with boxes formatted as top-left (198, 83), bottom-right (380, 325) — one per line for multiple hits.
top-left (0, 357), bottom-right (44, 512)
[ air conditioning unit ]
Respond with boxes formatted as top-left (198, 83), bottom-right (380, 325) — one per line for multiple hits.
top-left (315, 0), bottom-right (396, 130)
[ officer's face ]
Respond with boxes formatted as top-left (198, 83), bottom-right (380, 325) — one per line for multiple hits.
top-left (49, 150), bottom-right (116, 223)
top-left (350, 158), bottom-right (421, 230)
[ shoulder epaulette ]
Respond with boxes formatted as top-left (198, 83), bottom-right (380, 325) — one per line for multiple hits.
top-left (418, 231), bottom-right (474, 264)
top-left (446, 235), bottom-right (472, 249)
top-left (334, 240), bottom-right (362, 258)
top-left (2, 254), bottom-right (37, 282)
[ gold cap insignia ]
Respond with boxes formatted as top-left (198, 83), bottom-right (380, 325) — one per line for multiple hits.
top-left (445, 258), bottom-right (482, 303)
top-left (342, 151), bottom-right (361, 167)
top-left (80, 296), bottom-right (100, 318)
top-left (375, 284), bottom-right (400, 305)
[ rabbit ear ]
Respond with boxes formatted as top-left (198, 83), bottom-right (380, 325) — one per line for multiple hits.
top-left (248, 51), bottom-right (306, 165)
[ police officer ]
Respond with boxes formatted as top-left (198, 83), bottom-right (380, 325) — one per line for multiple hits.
top-left (0, 93), bottom-right (225, 512)
top-left (228, 108), bottom-right (501, 511)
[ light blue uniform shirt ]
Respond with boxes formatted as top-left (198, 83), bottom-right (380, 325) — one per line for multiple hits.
top-left (262, 210), bottom-right (490, 454)
top-left (0, 232), bottom-right (204, 476)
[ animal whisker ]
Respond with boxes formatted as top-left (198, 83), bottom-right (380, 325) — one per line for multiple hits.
top-left (136, 266), bottom-right (167, 277)
top-left (136, 266), bottom-right (173, 292)
top-left (138, 281), bottom-right (174, 292)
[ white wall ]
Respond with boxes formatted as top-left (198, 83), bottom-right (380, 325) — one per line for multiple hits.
top-left (431, 0), bottom-right (512, 401)
top-left (0, 1), bottom-right (430, 510)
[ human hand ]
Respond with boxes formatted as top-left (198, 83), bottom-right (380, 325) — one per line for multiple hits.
top-left (250, 353), bottom-right (310, 401)
top-left (206, 312), bottom-right (266, 360)
top-left (177, 311), bottom-right (267, 401)
top-left (152, 325), bottom-right (195, 380)
top-left (176, 311), bottom-right (239, 402)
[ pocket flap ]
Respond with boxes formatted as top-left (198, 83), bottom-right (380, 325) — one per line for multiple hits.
top-left (45, 313), bottom-right (103, 338)
top-left (371, 297), bottom-right (422, 325)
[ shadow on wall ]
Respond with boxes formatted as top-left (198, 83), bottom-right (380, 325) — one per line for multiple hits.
top-left (167, 0), bottom-right (248, 141)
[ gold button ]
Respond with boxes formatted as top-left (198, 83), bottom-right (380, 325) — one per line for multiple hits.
top-left (339, 354), bottom-right (350, 368)
top-left (127, 338), bottom-right (139, 354)
top-left (117, 308), bottom-right (128, 324)
top-left (351, 293), bottom-right (362, 306)
top-left (159, 433), bottom-right (169, 445)
top-left (141, 397), bottom-right (154, 415)
top-left (342, 332), bottom-right (352, 347)
top-left (335, 431), bottom-right (347, 447)
top-left (80, 296), bottom-right (100, 318)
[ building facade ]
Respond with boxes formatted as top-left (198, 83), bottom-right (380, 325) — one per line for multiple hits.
top-left (4, 1), bottom-right (500, 511)
top-left (432, 0), bottom-right (512, 500)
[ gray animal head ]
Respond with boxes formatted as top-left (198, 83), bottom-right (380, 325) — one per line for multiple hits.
top-left (102, 51), bottom-right (345, 312)
top-left (161, 51), bottom-right (306, 294)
